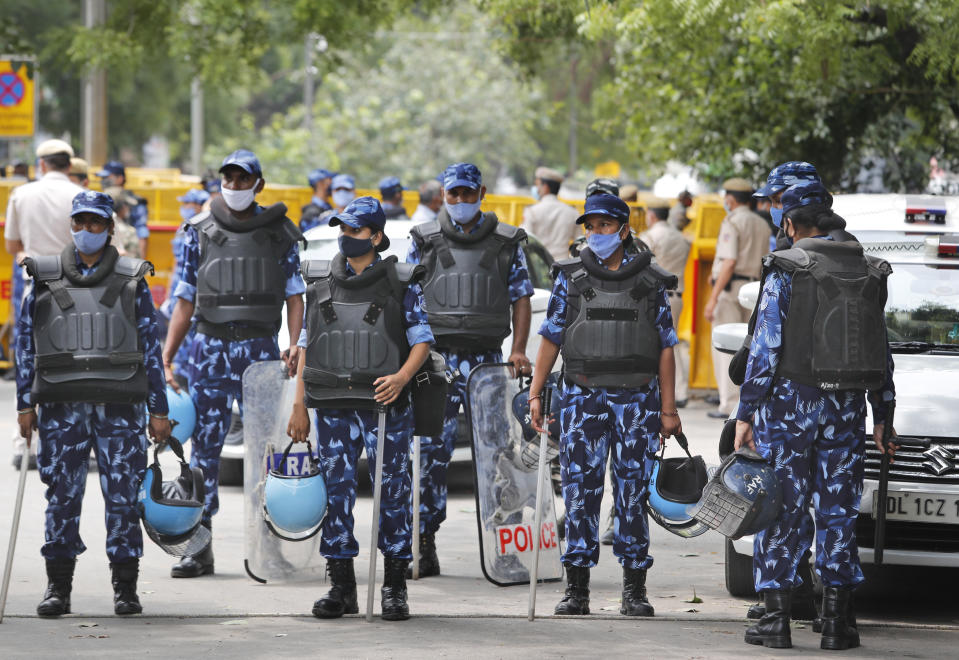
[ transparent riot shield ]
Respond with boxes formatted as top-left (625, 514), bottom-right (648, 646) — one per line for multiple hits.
top-left (243, 360), bottom-right (326, 583)
top-left (465, 363), bottom-right (563, 586)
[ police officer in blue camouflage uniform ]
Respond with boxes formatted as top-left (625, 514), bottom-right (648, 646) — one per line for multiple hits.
top-left (162, 150), bottom-right (305, 578)
top-left (528, 193), bottom-right (682, 618)
top-left (97, 161), bottom-right (150, 256)
top-left (288, 196), bottom-right (433, 621)
top-left (17, 190), bottom-right (172, 616)
top-left (406, 162), bottom-right (534, 577)
top-left (300, 167), bottom-right (335, 232)
top-left (734, 181), bottom-right (895, 650)
top-left (379, 176), bottom-right (409, 220)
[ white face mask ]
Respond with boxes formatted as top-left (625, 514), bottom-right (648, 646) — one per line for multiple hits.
top-left (221, 179), bottom-right (259, 211)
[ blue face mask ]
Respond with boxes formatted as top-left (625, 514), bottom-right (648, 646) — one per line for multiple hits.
top-left (586, 231), bottom-right (623, 260)
top-left (770, 206), bottom-right (783, 227)
top-left (332, 189), bottom-right (355, 209)
top-left (530, 185), bottom-right (540, 201)
top-left (72, 228), bottom-right (110, 255)
top-left (180, 206), bottom-right (197, 222)
top-left (338, 234), bottom-right (374, 258)
top-left (446, 199), bottom-right (482, 225)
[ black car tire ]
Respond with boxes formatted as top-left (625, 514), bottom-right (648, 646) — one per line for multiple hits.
top-left (725, 538), bottom-right (757, 597)
top-left (219, 457), bottom-right (243, 486)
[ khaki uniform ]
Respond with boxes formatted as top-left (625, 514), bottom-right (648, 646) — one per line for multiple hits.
top-left (641, 220), bottom-right (692, 402)
top-left (710, 205), bottom-right (771, 415)
top-left (521, 194), bottom-right (580, 262)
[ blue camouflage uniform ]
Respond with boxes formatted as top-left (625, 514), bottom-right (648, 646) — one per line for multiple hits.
top-left (160, 223), bottom-right (193, 379)
top-left (16, 249), bottom-right (169, 563)
top-left (297, 255), bottom-right (434, 559)
top-left (540, 252), bottom-right (677, 569)
top-left (129, 200), bottom-right (150, 243)
top-left (406, 226), bottom-right (534, 535)
top-left (174, 207), bottom-right (304, 524)
top-left (736, 241), bottom-right (895, 592)
top-left (299, 196), bottom-right (333, 233)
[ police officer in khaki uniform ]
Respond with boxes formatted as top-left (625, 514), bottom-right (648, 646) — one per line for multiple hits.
top-left (640, 197), bottom-right (692, 406)
top-left (521, 167), bottom-right (580, 261)
top-left (704, 178), bottom-right (771, 418)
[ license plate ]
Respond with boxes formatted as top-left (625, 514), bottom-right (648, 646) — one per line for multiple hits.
top-left (873, 491), bottom-right (959, 525)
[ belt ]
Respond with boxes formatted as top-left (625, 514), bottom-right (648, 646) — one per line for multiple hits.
top-left (197, 321), bottom-right (275, 341)
top-left (667, 291), bottom-right (683, 298)
top-left (711, 274), bottom-right (756, 292)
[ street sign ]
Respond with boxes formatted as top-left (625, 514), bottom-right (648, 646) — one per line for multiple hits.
top-left (0, 57), bottom-right (36, 138)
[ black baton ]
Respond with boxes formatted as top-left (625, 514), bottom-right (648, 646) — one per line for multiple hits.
top-left (874, 401), bottom-right (896, 566)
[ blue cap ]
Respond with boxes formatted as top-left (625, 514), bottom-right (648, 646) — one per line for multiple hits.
top-left (308, 168), bottom-right (335, 187)
top-left (328, 196), bottom-right (390, 251)
top-left (378, 176), bottom-right (403, 198)
top-left (71, 190), bottom-right (115, 220)
top-left (754, 161), bottom-right (820, 198)
top-left (95, 160), bottom-right (125, 178)
top-left (177, 189), bottom-right (211, 205)
top-left (219, 149), bottom-right (262, 177)
top-left (781, 181), bottom-right (832, 217)
top-left (331, 173), bottom-right (355, 190)
top-left (204, 179), bottom-right (221, 193)
top-left (443, 162), bottom-right (482, 190)
top-left (575, 193), bottom-right (630, 225)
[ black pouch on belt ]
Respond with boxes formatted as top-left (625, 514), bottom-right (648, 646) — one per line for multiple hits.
top-left (411, 350), bottom-right (452, 436)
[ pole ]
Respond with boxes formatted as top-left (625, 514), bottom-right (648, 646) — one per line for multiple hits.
top-left (82, 0), bottom-right (107, 166)
top-left (567, 56), bottom-right (578, 177)
top-left (528, 387), bottom-right (552, 622)
top-left (0, 444), bottom-right (31, 623)
top-left (874, 402), bottom-right (896, 565)
top-left (367, 406), bottom-right (388, 622)
top-left (303, 33), bottom-right (315, 151)
top-left (412, 435), bottom-right (421, 580)
top-left (190, 77), bottom-right (204, 175)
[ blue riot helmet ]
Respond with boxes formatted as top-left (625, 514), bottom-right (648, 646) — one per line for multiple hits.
top-left (263, 440), bottom-right (327, 541)
top-left (137, 437), bottom-right (210, 556)
top-left (165, 385), bottom-right (196, 445)
top-left (647, 433), bottom-right (711, 538)
top-left (690, 447), bottom-right (783, 540)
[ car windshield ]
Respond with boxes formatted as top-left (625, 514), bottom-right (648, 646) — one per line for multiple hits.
top-left (886, 263), bottom-right (959, 346)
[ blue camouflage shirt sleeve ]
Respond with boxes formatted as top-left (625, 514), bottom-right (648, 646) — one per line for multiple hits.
top-left (867, 330), bottom-right (896, 422)
top-left (404, 282), bottom-right (434, 347)
top-left (135, 280), bottom-right (170, 416)
top-left (406, 239), bottom-right (421, 266)
top-left (131, 202), bottom-right (150, 239)
top-left (15, 285), bottom-right (36, 411)
top-left (508, 245), bottom-right (534, 302)
top-left (654, 286), bottom-right (678, 349)
top-left (538, 269), bottom-right (568, 345)
top-left (736, 268), bottom-right (790, 422)
top-left (283, 242), bottom-right (306, 298)
top-left (173, 224), bottom-right (199, 303)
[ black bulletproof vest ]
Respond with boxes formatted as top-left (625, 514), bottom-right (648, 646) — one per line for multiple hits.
top-left (556, 248), bottom-right (677, 389)
top-left (410, 211), bottom-right (526, 351)
top-left (191, 199), bottom-right (301, 331)
top-left (26, 245), bottom-right (153, 404)
top-left (301, 254), bottom-right (423, 410)
top-left (769, 237), bottom-right (891, 391)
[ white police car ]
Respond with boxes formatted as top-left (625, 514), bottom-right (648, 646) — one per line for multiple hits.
top-left (713, 194), bottom-right (959, 596)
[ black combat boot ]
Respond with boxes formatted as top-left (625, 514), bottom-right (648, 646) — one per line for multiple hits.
top-left (36, 558), bottom-right (75, 617)
top-left (620, 567), bottom-right (654, 617)
top-left (111, 559), bottom-right (142, 615)
top-left (382, 558), bottom-right (411, 621)
top-left (171, 521), bottom-right (214, 578)
top-left (744, 589), bottom-right (792, 649)
top-left (820, 586), bottom-right (860, 651)
top-left (406, 532), bottom-right (439, 578)
top-left (312, 559), bottom-right (359, 619)
top-left (554, 564), bottom-right (590, 615)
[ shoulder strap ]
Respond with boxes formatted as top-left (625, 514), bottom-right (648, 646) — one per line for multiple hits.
top-left (100, 257), bottom-right (153, 308)
top-left (644, 263), bottom-right (679, 291)
top-left (188, 210), bottom-right (211, 228)
top-left (567, 266), bottom-right (596, 302)
top-left (479, 219), bottom-right (526, 270)
top-left (25, 255), bottom-right (74, 311)
top-left (113, 256), bottom-right (154, 280)
top-left (765, 247), bottom-right (811, 273)
top-left (301, 259), bottom-right (333, 283)
top-left (493, 222), bottom-right (527, 244)
top-left (551, 257), bottom-right (581, 281)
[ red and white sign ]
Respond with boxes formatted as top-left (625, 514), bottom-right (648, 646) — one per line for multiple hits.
top-left (496, 521), bottom-right (558, 556)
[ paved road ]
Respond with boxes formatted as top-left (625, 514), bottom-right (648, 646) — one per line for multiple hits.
top-left (0, 381), bottom-right (956, 658)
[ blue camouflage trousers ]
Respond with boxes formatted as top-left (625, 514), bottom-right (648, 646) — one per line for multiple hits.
top-left (416, 349), bottom-right (502, 535)
top-left (37, 402), bottom-right (147, 563)
top-left (315, 403), bottom-right (414, 560)
top-left (752, 377), bottom-right (867, 591)
top-left (188, 333), bottom-right (280, 524)
top-left (560, 382), bottom-right (661, 570)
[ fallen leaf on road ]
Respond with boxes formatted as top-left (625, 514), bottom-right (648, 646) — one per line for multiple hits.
top-left (275, 634), bottom-right (288, 637)
top-left (220, 620), bottom-right (248, 626)
top-left (78, 622), bottom-right (98, 628)
top-left (683, 608), bottom-right (699, 613)
top-left (679, 553), bottom-right (699, 558)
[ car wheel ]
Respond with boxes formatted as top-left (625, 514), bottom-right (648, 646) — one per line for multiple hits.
top-left (219, 457), bottom-right (243, 486)
top-left (725, 538), bottom-right (756, 597)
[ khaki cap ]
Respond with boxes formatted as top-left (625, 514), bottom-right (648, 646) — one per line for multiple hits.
top-left (535, 166), bottom-right (564, 183)
top-left (69, 157), bottom-right (89, 176)
top-left (722, 177), bottom-right (754, 193)
top-left (645, 196), bottom-right (672, 210)
top-left (36, 139), bottom-right (74, 159)
top-left (619, 184), bottom-right (639, 201)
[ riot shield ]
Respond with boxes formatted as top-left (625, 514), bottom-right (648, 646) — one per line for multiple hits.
top-left (242, 360), bottom-right (326, 583)
top-left (465, 363), bottom-right (563, 587)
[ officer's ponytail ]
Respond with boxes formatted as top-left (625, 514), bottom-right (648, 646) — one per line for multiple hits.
top-left (785, 203), bottom-right (846, 233)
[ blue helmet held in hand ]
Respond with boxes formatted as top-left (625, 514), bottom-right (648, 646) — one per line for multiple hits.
top-left (647, 433), bottom-right (711, 538)
top-left (165, 385), bottom-right (196, 445)
top-left (690, 448), bottom-right (782, 540)
top-left (263, 441), bottom-right (327, 540)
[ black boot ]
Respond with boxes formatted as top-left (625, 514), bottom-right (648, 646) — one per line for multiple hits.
top-left (312, 559), bottom-right (359, 619)
top-left (821, 586), bottom-right (860, 650)
top-left (554, 564), bottom-right (590, 615)
top-left (406, 532), bottom-right (439, 578)
top-left (744, 589), bottom-right (792, 649)
top-left (111, 559), bottom-right (142, 615)
top-left (381, 558), bottom-right (410, 621)
top-left (171, 542), bottom-right (214, 578)
top-left (620, 567), bottom-right (654, 617)
top-left (36, 558), bottom-right (75, 617)
top-left (747, 596), bottom-right (764, 619)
